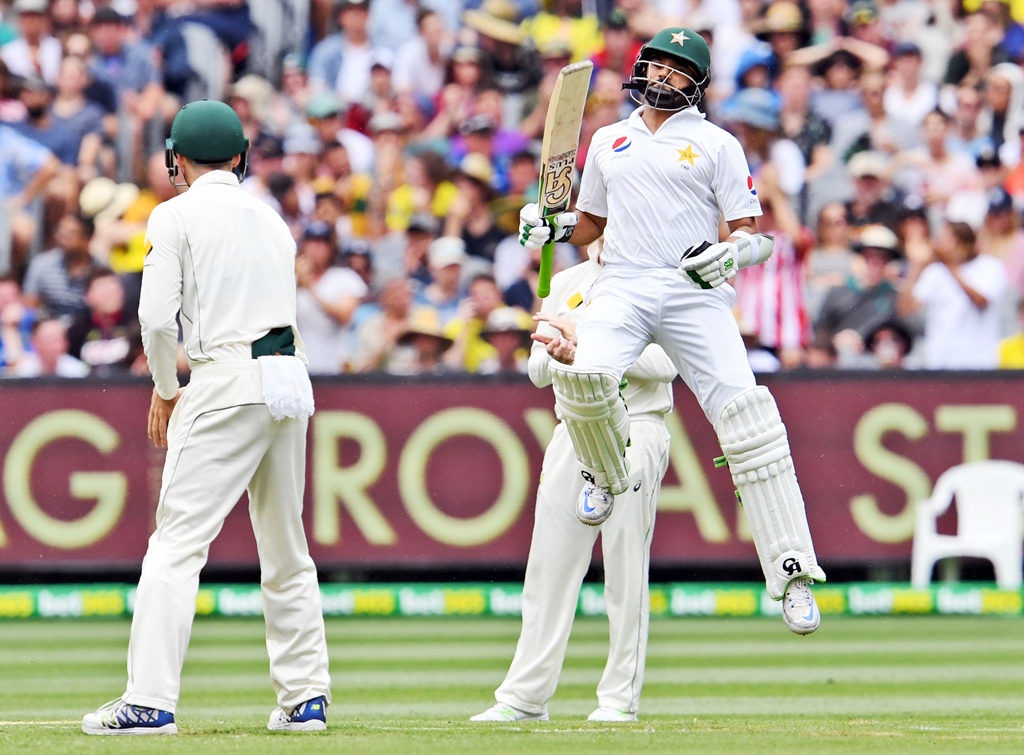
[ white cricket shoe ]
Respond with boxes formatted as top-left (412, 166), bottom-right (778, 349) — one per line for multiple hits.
top-left (576, 482), bottom-right (614, 526)
top-left (267, 695), bottom-right (327, 731)
top-left (82, 698), bottom-right (177, 735)
top-left (588, 706), bottom-right (637, 722)
top-left (782, 577), bottom-right (820, 635)
top-left (470, 703), bottom-right (548, 722)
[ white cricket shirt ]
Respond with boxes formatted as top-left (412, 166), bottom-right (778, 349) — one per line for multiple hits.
top-left (140, 171), bottom-right (305, 400)
top-left (577, 106), bottom-right (762, 269)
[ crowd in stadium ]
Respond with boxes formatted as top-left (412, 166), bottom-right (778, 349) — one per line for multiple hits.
top-left (2, 0), bottom-right (1024, 378)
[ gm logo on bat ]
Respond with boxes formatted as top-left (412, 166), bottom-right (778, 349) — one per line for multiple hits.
top-left (542, 158), bottom-right (574, 212)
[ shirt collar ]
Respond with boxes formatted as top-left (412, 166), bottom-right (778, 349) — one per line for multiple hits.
top-left (629, 105), bottom-right (707, 132)
top-left (188, 170), bottom-right (240, 189)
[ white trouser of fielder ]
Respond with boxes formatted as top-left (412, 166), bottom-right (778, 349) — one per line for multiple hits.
top-left (568, 267), bottom-right (824, 598)
top-left (494, 418), bottom-right (670, 716)
top-left (124, 362), bottom-right (331, 714)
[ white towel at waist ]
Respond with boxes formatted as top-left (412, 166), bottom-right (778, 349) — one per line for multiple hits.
top-left (257, 355), bottom-right (315, 421)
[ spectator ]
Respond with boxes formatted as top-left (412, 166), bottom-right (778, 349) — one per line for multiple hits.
top-left (50, 55), bottom-right (106, 184)
top-left (883, 42), bottom-right (937, 131)
top-left (0, 123), bottom-right (60, 274)
top-left (979, 62), bottom-right (1024, 165)
top-left (947, 83), bottom-right (991, 158)
top-left (307, 0), bottom-right (375, 107)
top-left (477, 305), bottom-right (533, 374)
top-left (392, 9), bottom-right (448, 102)
top-left (445, 153), bottom-right (505, 266)
top-left (6, 316), bottom-right (89, 377)
top-left (521, 0), bottom-right (603, 64)
top-left (942, 11), bottom-right (1010, 95)
top-left (414, 235), bottom-right (465, 326)
top-left (898, 220), bottom-right (1007, 370)
top-left (442, 273), bottom-right (505, 373)
top-left (753, 1), bottom-right (809, 79)
top-left (1, 0), bottom-right (62, 85)
top-left (66, 267), bottom-right (142, 375)
top-left (389, 305), bottom-right (455, 375)
top-left (294, 220), bottom-right (368, 373)
top-left (998, 298), bottom-right (1024, 368)
top-left (806, 202), bottom-right (856, 322)
top-left (21, 212), bottom-right (100, 321)
top-left (349, 275), bottom-right (413, 372)
top-left (463, 0), bottom-right (542, 111)
top-left (845, 150), bottom-right (903, 233)
top-left (977, 186), bottom-right (1024, 312)
top-left (0, 275), bottom-right (33, 369)
top-left (590, 8), bottom-right (642, 82)
top-left (422, 44), bottom-right (490, 140)
top-left (372, 210), bottom-right (437, 288)
top-left (384, 150), bottom-right (457, 233)
top-left (861, 318), bottom-right (915, 370)
top-left (815, 224), bottom-right (903, 365)
top-left (87, 7), bottom-right (166, 129)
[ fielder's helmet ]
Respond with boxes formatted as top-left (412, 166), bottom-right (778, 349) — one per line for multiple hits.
top-left (166, 99), bottom-right (249, 164)
top-left (627, 27), bottom-right (711, 111)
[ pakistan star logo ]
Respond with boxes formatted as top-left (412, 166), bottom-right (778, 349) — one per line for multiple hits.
top-left (677, 144), bottom-right (700, 166)
top-left (670, 30), bottom-right (689, 47)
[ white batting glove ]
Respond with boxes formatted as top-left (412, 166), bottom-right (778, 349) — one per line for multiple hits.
top-left (519, 202), bottom-right (577, 249)
top-left (678, 240), bottom-right (739, 290)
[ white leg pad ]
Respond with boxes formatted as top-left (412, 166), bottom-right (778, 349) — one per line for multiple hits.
top-left (718, 386), bottom-right (826, 599)
top-left (550, 365), bottom-right (631, 495)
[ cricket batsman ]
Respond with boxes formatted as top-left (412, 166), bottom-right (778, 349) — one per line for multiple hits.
top-left (517, 28), bottom-right (826, 633)
top-left (473, 245), bottom-right (675, 722)
top-left (83, 100), bottom-right (331, 734)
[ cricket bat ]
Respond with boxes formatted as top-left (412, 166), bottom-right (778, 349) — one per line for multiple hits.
top-left (537, 60), bottom-right (593, 298)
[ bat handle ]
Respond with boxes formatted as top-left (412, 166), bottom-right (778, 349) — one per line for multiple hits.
top-left (537, 241), bottom-right (554, 298)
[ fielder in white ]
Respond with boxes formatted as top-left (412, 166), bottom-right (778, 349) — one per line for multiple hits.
top-left (519, 28), bottom-right (826, 634)
top-left (83, 101), bottom-right (331, 735)
top-left (473, 249), bottom-right (675, 723)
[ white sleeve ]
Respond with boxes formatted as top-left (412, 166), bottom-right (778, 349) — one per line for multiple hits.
top-left (139, 205), bottom-right (184, 400)
top-left (575, 135), bottom-right (608, 219)
top-left (712, 133), bottom-right (763, 222)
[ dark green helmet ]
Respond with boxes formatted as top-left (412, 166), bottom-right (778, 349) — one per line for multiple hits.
top-left (628, 28), bottom-right (711, 111)
top-left (166, 99), bottom-right (249, 163)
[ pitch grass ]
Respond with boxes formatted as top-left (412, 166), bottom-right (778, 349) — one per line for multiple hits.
top-left (0, 615), bottom-right (1022, 753)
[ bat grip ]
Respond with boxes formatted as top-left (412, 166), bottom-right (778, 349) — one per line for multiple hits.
top-left (537, 241), bottom-right (554, 298)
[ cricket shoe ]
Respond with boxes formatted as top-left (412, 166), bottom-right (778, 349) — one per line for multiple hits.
top-left (82, 698), bottom-right (177, 735)
top-left (267, 695), bottom-right (327, 731)
top-left (588, 706), bottom-right (637, 722)
top-left (782, 577), bottom-right (821, 635)
top-left (576, 482), bottom-right (614, 526)
top-left (470, 703), bottom-right (548, 722)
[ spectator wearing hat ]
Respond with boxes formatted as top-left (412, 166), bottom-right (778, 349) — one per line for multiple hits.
top-left (241, 132), bottom-right (286, 209)
top-left (787, 35), bottom-right (888, 128)
top-left (445, 153), bottom-right (505, 266)
top-left (392, 9), bottom-right (447, 103)
top-left (349, 275), bottom-right (414, 372)
top-left (305, 91), bottom-right (375, 174)
top-left (591, 8), bottom-right (643, 82)
top-left (1, 0), bottom-right (62, 86)
top-left (844, 150), bottom-right (903, 232)
top-left (814, 224), bottom-right (905, 363)
top-left (753, 2), bottom-right (810, 80)
top-left (898, 220), bottom-right (1007, 370)
top-left (978, 186), bottom-right (1024, 309)
top-left (442, 273), bottom-right (505, 373)
top-left (844, 1), bottom-right (889, 51)
top-left (389, 305), bottom-right (455, 375)
top-left (414, 236), bottom-right (466, 326)
top-left (464, 0), bottom-right (542, 103)
top-left (477, 305), bottom-right (534, 374)
top-left (980, 63), bottom-right (1024, 166)
top-left (227, 74), bottom-right (276, 146)
top-left (883, 42), bottom-right (937, 131)
top-left (295, 220), bottom-right (369, 374)
top-left (78, 176), bottom-right (140, 269)
top-left (518, 39), bottom-right (579, 140)
top-left (859, 318), bottom-right (915, 370)
top-left (281, 120), bottom-right (323, 222)
top-left (450, 87), bottom-right (530, 169)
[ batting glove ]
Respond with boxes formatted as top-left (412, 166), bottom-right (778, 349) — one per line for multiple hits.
top-left (678, 240), bottom-right (739, 290)
top-left (519, 202), bottom-right (577, 249)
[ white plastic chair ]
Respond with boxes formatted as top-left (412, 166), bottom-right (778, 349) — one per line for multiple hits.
top-left (911, 460), bottom-right (1024, 591)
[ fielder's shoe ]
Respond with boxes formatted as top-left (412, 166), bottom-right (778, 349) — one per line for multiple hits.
top-left (576, 482), bottom-right (614, 526)
top-left (267, 695), bottom-right (327, 731)
top-left (782, 577), bottom-right (821, 635)
top-left (588, 706), bottom-right (637, 722)
top-left (470, 703), bottom-right (548, 722)
top-left (82, 698), bottom-right (177, 735)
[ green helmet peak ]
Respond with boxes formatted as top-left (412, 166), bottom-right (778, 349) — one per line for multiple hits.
top-left (166, 100), bottom-right (249, 163)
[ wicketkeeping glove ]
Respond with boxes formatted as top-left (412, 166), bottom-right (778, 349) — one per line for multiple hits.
top-left (519, 202), bottom-right (577, 249)
top-left (678, 240), bottom-right (739, 289)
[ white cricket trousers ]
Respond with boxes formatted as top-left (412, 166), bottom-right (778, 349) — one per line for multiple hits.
top-left (124, 362), bottom-right (330, 714)
top-left (495, 417), bottom-right (671, 716)
top-left (574, 267), bottom-right (755, 430)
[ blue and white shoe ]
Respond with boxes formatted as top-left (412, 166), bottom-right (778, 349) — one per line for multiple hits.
top-left (576, 482), bottom-right (614, 526)
top-left (782, 577), bottom-right (821, 635)
top-left (267, 695), bottom-right (327, 731)
top-left (82, 698), bottom-right (177, 735)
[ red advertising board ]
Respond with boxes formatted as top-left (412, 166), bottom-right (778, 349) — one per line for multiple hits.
top-left (0, 374), bottom-right (1021, 568)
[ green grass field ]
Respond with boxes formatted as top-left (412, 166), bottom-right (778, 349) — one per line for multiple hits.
top-left (1, 615), bottom-right (1022, 753)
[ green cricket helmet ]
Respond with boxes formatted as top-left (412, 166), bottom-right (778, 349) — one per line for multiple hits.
top-left (627, 27), bottom-right (711, 111)
top-left (165, 99), bottom-right (250, 179)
